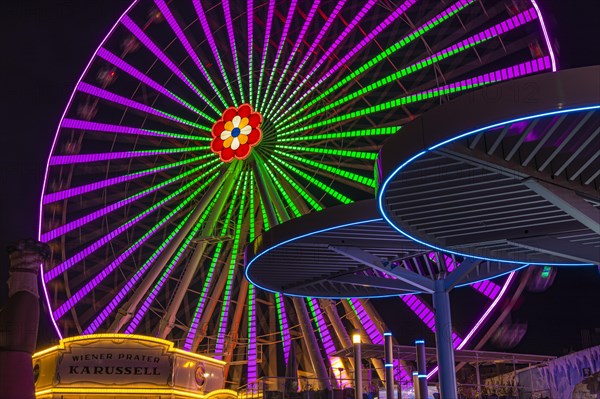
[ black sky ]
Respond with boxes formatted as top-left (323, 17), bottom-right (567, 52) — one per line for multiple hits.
top-left (1, 0), bottom-right (598, 353)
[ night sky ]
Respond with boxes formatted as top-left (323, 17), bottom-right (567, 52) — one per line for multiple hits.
top-left (1, 0), bottom-right (598, 354)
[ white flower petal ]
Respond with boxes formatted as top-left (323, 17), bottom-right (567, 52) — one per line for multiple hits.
top-left (240, 125), bottom-right (252, 135)
top-left (232, 115), bottom-right (241, 127)
top-left (231, 137), bottom-right (240, 150)
top-left (220, 130), bottom-right (232, 140)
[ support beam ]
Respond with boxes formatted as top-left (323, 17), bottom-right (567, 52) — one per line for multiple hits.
top-left (329, 245), bottom-right (434, 293)
top-left (331, 275), bottom-right (418, 293)
top-left (522, 178), bottom-right (600, 234)
top-left (443, 259), bottom-right (480, 290)
top-left (432, 280), bottom-right (458, 399)
top-left (508, 236), bottom-right (599, 264)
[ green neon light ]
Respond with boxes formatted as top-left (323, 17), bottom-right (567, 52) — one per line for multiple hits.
top-left (275, 0), bottom-right (475, 125)
top-left (262, 163), bottom-right (302, 218)
top-left (216, 172), bottom-right (249, 340)
top-left (277, 127), bottom-right (399, 142)
top-left (271, 155), bottom-right (353, 204)
top-left (249, 172), bottom-right (256, 241)
top-left (267, 160), bottom-right (323, 212)
top-left (541, 266), bottom-right (552, 279)
top-left (274, 144), bottom-right (378, 161)
top-left (260, 196), bottom-right (271, 232)
top-left (274, 149), bottom-right (375, 188)
top-left (280, 82), bottom-right (485, 134)
top-left (274, 292), bottom-right (290, 354)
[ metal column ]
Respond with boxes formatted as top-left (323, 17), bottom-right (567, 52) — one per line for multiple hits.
top-left (432, 279), bottom-right (457, 399)
top-left (415, 340), bottom-right (428, 399)
top-left (384, 333), bottom-right (395, 399)
top-left (353, 333), bottom-right (363, 399)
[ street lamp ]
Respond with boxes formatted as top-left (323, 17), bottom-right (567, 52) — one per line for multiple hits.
top-left (353, 332), bottom-right (362, 399)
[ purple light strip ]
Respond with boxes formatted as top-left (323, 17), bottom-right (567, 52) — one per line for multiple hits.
top-left (221, 0), bottom-right (245, 101)
top-left (285, 7), bottom-right (538, 126)
top-left (59, 118), bottom-right (205, 141)
top-left (268, 0), bottom-right (379, 118)
top-left (401, 295), bottom-right (463, 347)
top-left (49, 146), bottom-right (205, 166)
top-left (76, 82), bottom-right (209, 131)
top-left (153, 0), bottom-right (227, 109)
top-left (42, 163), bottom-right (216, 267)
top-left (265, 0), bottom-right (348, 113)
top-left (530, 0), bottom-right (557, 72)
top-left (43, 154), bottom-right (209, 204)
top-left (262, 0), bottom-right (321, 114)
top-left (275, 0), bottom-right (417, 119)
top-left (120, 14), bottom-right (221, 114)
top-left (276, 293), bottom-right (292, 364)
top-left (308, 298), bottom-right (337, 355)
top-left (427, 272), bottom-right (517, 379)
top-left (247, 0), bottom-right (254, 103)
top-left (259, 0), bottom-right (298, 111)
top-left (247, 285), bottom-right (258, 384)
top-left (83, 210), bottom-right (194, 334)
top-left (192, 0), bottom-right (237, 104)
top-left (38, 1), bottom-right (139, 339)
top-left (255, 0), bottom-right (276, 107)
top-left (96, 48), bottom-right (214, 122)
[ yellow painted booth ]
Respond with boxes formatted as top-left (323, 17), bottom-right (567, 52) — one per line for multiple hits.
top-left (32, 334), bottom-right (237, 399)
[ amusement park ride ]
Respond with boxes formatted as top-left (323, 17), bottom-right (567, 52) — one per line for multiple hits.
top-left (30, 0), bottom-right (598, 397)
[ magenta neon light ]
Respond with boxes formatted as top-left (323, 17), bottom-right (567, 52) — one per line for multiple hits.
top-left (192, 0), bottom-right (237, 104)
top-left (60, 118), bottom-right (203, 140)
top-left (49, 146), bottom-right (205, 166)
top-left (120, 14), bottom-right (220, 113)
top-left (265, 0), bottom-right (348, 112)
top-left (246, 285), bottom-right (258, 384)
top-left (221, 0), bottom-right (245, 101)
top-left (254, 0), bottom-right (276, 107)
top-left (401, 295), bottom-right (463, 347)
top-left (530, 0), bottom-right (557, 72)
top-left (309, 298), bottom-right (337, 355)
top-left (277, 293), bottom-right (292, 364)
top-left (96, 48), bottom-right (214, 121)
top-left (153, 0), bottom-right (226, 109)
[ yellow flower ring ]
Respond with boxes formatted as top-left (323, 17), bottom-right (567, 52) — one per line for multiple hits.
top-left (211, 104), bottom-right (262, 162)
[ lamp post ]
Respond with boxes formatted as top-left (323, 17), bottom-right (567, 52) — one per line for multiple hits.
top-left (353, 332), bottom-right (363, 399)
top-left (384, 332), bottom-right (395, 399)
top-left (338, 368), bottom-right (345, 389)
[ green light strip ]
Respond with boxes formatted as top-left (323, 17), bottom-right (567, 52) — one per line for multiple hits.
top-left (289, 37), bottom-right (487, 127)
top-left (274, 144), bottom-right (378, 160)
top-left (267, 160), bottom-right (323, 212)
top-left (271, 155), bottom-right (353, 204)
top-left (261, 163), bottom-right (302, 218)
top-left (274, 149), bottom-right (375, 188)
top-left (184, 173), bottom-right (241, 347)
top-left (216, 171), bottom-right (249, 343)
top-left (249, 172), bottom-right (256, 241)
top-left (278, 0), bottom-right (475, 125)
top-left (277, 127), bottom-right (399, 142)
top-left (254, 1), bottom-right (275, 107)
top-left (280, 82), bottom-right (484, 134)
top-left (260, 196), bottom-right (271, 232)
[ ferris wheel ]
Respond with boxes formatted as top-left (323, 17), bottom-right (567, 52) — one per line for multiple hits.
top-left (39, 0), bottom-right (556, 386)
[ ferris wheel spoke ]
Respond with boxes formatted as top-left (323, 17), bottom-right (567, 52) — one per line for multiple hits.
top-left (106, 169), bottom-right (231, 333)
top-left (266, 0), bottom-right (368, 120)
top-left (83, 208), bottom-right (195, 334)
top-left (266, 161), bottom-right (323, 212)
top-left (59, 118), bottom-right (208, 141)
top-left (153, 0), bottom-right (229, 109)
top-left (49, 146), bottom-right (208, 166)
top-left (44, 154), bottom-right (212, 204)
top-left (258, 0), bottom-right (298, 113)
top-left (272, 150), bottom-right (375, 193)
top-left (41, 161), bottom-right (220, 242)
top-left (253, 0), bottom-right (276, 107)
top-left (284, 0), bottom-right (476, 124)
top-left (286, 8), bottom-right (542, 127)
top-left (279, 57), bottom-right (552, 134)
top-left (271, 0), bottom-right (417, 123)
top-left (261, 0), bottom-right (321, 116)
top-left (96, 48), bottom-right (216, 122)
top-left (192, 0), bottom-right (238, 104)
top-left (184, 174), bottom-right (246, 351)
top-left (220, 0), bottom-right (245, 102)
top-left (76, 82), bottom-right (211, 132)
top-left (307, 298), bottom-right (341, 373)
top-left (120, 14), bottom-right (222, 114)
top-left (51, 173), bottom-right (215, 320)
top-left (275, 293), bottom-right (292, 363)
top-left (157, 169), bottom-right (241, 339)
top-left (247, 284), bottom-right (259, 383)
top-left (270, 155), bottom-right (353, 205)
top-left (277, 127), bottom-right (399, 143)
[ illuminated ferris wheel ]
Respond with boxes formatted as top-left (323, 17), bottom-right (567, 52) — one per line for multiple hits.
top-left (39, 0), bottom-right (555, 386)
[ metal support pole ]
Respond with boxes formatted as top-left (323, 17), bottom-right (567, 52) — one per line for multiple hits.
top-left (432, 279), bottom-right (458, 399)
top-left (353, 333), bottom-right (363, 399)
top-left (415, 340), bottom-right (428, 399)
top-left (412, 373), bottom-right (420, 399)
top-left (384, 333), bottom-right (395, 399)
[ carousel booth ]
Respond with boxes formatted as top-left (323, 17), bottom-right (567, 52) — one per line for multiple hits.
top-left (32, 334), bottom-right (235, 399)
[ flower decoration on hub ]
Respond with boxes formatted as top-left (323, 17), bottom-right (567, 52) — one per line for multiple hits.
top-left (211, 104), bottom-right (262, 162)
